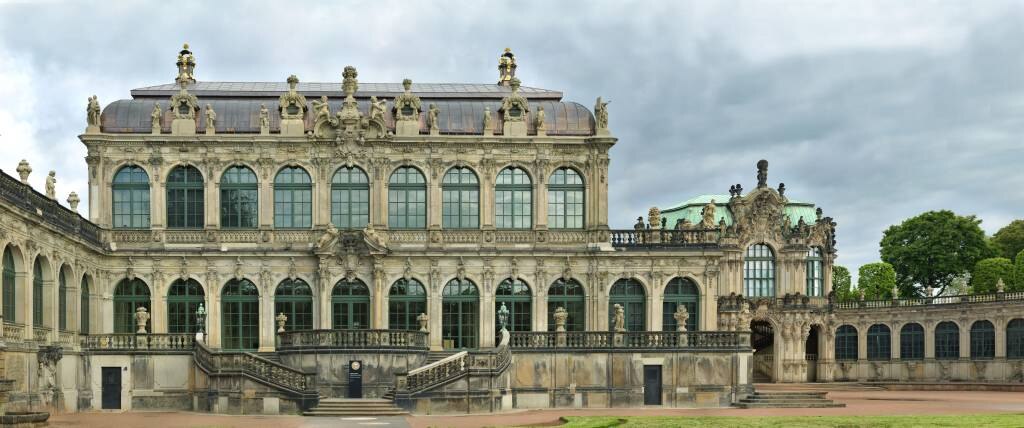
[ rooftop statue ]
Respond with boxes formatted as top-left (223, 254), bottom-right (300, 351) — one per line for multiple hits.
top-left (701, 199), bottom-right (716, 228)
top-left (151, 103), bottom-right (162, 133)
top-left (428, 103), bottom-right (440, 133)
top-left (757, 159), bottom-right (768, 188)
top-left (498, 47), bottom-right (517, 85)
top-left (45, 171), bottom-right (56, 199)
top-left (86, 95), bottom-right (101, 127)
top-left (370, 96), bottom-right (387, 122)
top-left (594, 96), bottom-right (609, 131)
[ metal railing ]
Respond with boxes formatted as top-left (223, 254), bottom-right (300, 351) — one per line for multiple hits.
top-left (610, 228), bottom-right (721, 249)
top-left (276, 329), bottom-right (428, 350)
top-left (509, 330), bottom-right (751, 350)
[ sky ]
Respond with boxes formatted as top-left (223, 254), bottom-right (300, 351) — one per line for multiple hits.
top-left (0, 0), bottom-right (1022, 279)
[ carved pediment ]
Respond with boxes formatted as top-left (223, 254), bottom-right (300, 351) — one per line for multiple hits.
top-left (392, 79), bottom-right (422, 122)
top-left (499, 78), bottom-right (529, 122)
top-left (169, 88), bottom-right (199, 120)
top-left (278, 75), bottom-right (308, 120)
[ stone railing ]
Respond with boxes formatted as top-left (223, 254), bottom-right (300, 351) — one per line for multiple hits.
top-left (276, 329), bottom-right (428, 350)
top-left (0, 169), bottom-right (103, 248)
top-left (609, 228), bottom-right (720, 249)
top-left (2, 322), bottom-right (24, 342)
top-left (81, 333), bottom-right (195, 352)
top-left (509, 331), bottom-right (751, 351)
top-left (404, 351), bottom-right (469, 392)
top-left (193, 341), bottom-right (317, 398)
top-left (57, 331), bottom-right (77, 347)
top-left (32, 326), bottom-right (51, 343)
top-left (834, 290), bottom-right (1024, 310)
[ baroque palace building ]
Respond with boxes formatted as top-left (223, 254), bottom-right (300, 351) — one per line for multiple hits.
top-left (0, 45), bottom-right (1021, 415)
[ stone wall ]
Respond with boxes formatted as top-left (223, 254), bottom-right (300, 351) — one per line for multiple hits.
top-left (278, 350), bottom-right (426, 399)
top-left (79, 353), bottom-right (193, 411)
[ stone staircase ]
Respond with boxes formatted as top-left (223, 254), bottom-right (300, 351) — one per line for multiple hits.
top-left (255, 352), bottom-right (282, 364)
top-left (737, 391), bottom-right (845, 408)
top-left (303, 398), bottom-right (408, 416)
top-left (425, 350), bottom-right (458, 364)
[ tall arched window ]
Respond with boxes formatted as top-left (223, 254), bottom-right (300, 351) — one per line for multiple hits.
top-left (970, 320), bottom-right (995, 360)
top-left (442, 167), bottom-right (479, 229)
top-left (2, 247), bottom-right (15, 323)
top-left (835, 325), bottom-right (858, 360)
top-left (1008, 319), bottom-right (1024, 359)
top-left (32, 258), bottom-right (44, 326)
top-left (495, 167), bottom-right (532, 229)
top-left (442, 278), bottom-right (479, 349)
top-left (275, 279), bottom-right (314, 331)
top-left (548, 278), bottom-right (585, 332)
top-left (80, 277), bottom-right (90, 334)
top-left (332, 279), bottom-right (370, 329)
top-left (388, 167), bottom-right (426, 229)
top-left (58, 269), bottom-right (68, 331)
top-left (744, 244), bottom-right (775, 297)
top-left (609, 278), bottom-right (646, 331)
top-left (167, 279), bottom-right (205, 333)
top-left (388, 278), bottom-right (426, 331)
top-left (806, 247), bottom-right (824, 296)
top-left (547, 168), bottom-right (584, 229)
top-left (663, 277), bottom-right (699, 332)
top-left (274, 167), bottom-right (313, 228)
top-left (112, 165), bottom-right (150, 229)
top-left (113, 278), bottom-right (150, 333)
top-left (495, 278), bottom-right (531, 333)
top-left (867, 324), bottom-right (891, 360)
top-left (900, 323), bottom-right (924, 360)
top-left (935, 321), bottom-right (960, 360)
top-left (221, 279), bottom-right (259, 350)
top-left (220, 166), bottom-right (258, 228)
top-left (331, 167), bottom-right (370, 229)
top-left (166, 165), bottom-right (204, 229)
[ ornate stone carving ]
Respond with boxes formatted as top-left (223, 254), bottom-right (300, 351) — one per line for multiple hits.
top-left (259, 103), bottom-right (270, 135)
top-left (315, 223), bottom-right (340, 252)
top-left (673, 305), bottom-right (690, 332)
top-left (500, 78), bottom-right (529, 137)
top-left (45, 171), bottom-right (56, 199)
top-left (756, 159), bottom-right (768, 189)
top-left (417, 312), bottom-right (429, 332)
top-left (204, 104), bottom-right (217, 135)
top-left (393, 79), bottom-right (422, 136)
top-left (175, 43), bottom-right (196, 85)
top-left (553, 306), bottom-right (568, 332)
top-left (279, 75), bottom-right (307, 120)
top-left (700, 199), bottom-right (717, 228)
top-left (86, 95), bottom-right (101, 133)
top-left (135, 306), bottom-right (150, 333)
top-left (276, 312), bottom-right (288, 332)
top-left (612, 303), bottom-right (626, 332)
top-left (170, 87), bottom-right (199, 120)
top-left (535, 105), bottom-right (546, 136)
top-left (594, 96), bottom-right (609, 134)
top-left (16, 159), bottom-right (31, 183)
top-left (498, 47), bottom-right (516, 85)
top-left (482, 106), bottom-right (493, 136)
top-left (151, 103), bottom-right (162, 134)
top-left (428, 103), bottom-right (440, 136)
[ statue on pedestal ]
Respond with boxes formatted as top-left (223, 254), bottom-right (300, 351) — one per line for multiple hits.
top-left (613, 303), bottom-right (626, 332)
top-left (315, 223), bottom-right (340, 252)
top-left (276, 312), bottom-right (288, 332)
top-left (428, 103), bottom-right (440, 134)
top-left (134, 306), bottom-right (150, 333)
top-left (86, 95), bottom-right (101, 129)
top-left (594, 96), bottom-right (609, 130)
top-left (151, 103), bottom-right (162, 134)
top-left (553, 306), bottom-right (568, 332)
top-left (417, 312), bottom-right (429, 333)
top-left (673, 305), bottom-right (689, 332)
top-left (45, 171), bottom-right (56, 199)
top-left (204, 104), bottom-right (217, 133)
top-left (259, 103), bottom-right (270, 134)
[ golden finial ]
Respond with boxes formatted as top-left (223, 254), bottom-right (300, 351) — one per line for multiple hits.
top-left (498, 47), bottom-right (517, 86)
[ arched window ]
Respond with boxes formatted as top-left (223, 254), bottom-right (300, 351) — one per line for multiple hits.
top-left (442, 167), bottom-right (479, 229)
top-left (274, 167), bottom-right (313, 228)
top-left (2, 248), bottom-right (15, 323)
top-left (495, 278), bottom-right (531, 333)
top-left (1008, 319), bottom-right (1024, 359)
top-left (548, 168), bottom-right (584, 229)
top-left (495, 167), bottom-right (532, 229)
top-left (113, 278), bottom-right (150, 333)
top-left (221, 279), bottom-right (259, 350)
top-left (275, 279), bottom-right (314, 331)
top-left (548, 278), bottom-right (585, 332)
top-left (744, 244), bottom-right (775, 297)
top-left (331, 167), bottom-right (370, 229)
top-left (80, 277), bottom-right (90, 334)
top-left (935, 321), bottom-right (960, 360)
top-left (834, 325), bottom-right (858, 361)
top-left (442, 278), bottom-right (479, 349)
top-left (32, 258), bottom-right (44, 326)
top-left (388, 167), bottom-right (426, 229)
top-left (220, 166), bottom-right (258, 228)
top-left (899, 323), bottom-right (924, 360)
top-left (332, 279), bottom-right (370, 329)
top-left (58, 269), bottom-right (67, 331)
top-left (867, 324), bottom-right (891, 360)
top-left (663, 277), bottom-right (699, 332)
top-left (112, 165), bottom-right (150, 229)
top-left (970, 320), bottom-right (995, 360)
top-left (388, 278), bottom-right (427, 331)
top-left (609, 278), bottom-right (646, 331)
top-left (806, 247), bottom-right (824, 296)
top-left (166, 165), bottom-right (204, 229)
top-left (167, 279), bottom-right (205, 333)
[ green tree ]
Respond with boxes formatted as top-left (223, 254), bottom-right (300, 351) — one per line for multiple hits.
top-left (991, 220), bottom-right (1024, 260)
top-left (880, 210), bottom-right (993, 297)
top-left (831, 265), bottom-right (854, 302)
top-left (970, 258), bottom-right (1014, 294)
top-left (1014, 250), bottom-right (1024, 292)
top-left (857, 263), bottom-right (898, 299)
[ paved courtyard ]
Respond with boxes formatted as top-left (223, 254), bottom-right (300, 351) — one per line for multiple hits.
top-left (47, 386), bottom-right (1024, 428)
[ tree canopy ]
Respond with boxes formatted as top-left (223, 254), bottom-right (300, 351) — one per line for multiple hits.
top-left (991, 220), bottom-right (1024, 260)
top-left (832, 265), bottom-right (854, 302)
top-left (970, 258), bottom-right (1014, 294)
top-left (857, 262), bottom-right (898, 299)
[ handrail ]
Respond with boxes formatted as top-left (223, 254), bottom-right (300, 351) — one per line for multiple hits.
top-left (193, 341), bottom-right (316, 397)
top-left (509, 331), bottom-right (750, 350)
top-left (277, 329), bottom-right (428, 350)
top-left (609, 228), bottom-right (720, 249)
top-left (81, 333), bottom-right (195, 351)
top-left (834, 290), bottom-right (1024, 310)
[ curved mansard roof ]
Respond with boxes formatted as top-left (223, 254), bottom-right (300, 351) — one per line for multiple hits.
top-left (660, 194), bottom-right (818, 227)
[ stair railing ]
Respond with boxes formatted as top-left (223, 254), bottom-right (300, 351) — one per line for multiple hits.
top-left (193, 341), bottom-right (318, 398)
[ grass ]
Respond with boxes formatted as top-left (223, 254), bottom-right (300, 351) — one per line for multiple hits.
top-left (553, 414), bottom-right (1024, 428)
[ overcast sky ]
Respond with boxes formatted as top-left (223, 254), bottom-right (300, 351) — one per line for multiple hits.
top-left (1, 1), bottom-right (1022, 277)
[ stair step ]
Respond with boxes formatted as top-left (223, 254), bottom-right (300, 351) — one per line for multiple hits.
top-left (738, 403), bottom-right (846, 408)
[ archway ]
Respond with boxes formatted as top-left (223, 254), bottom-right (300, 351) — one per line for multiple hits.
top-left (805, 325), bottom-right (821, 381)
top-left (751, 319), bottom-right (775, 382)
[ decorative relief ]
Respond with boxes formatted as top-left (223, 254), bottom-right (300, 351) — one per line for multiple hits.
top-left (278, 75), bottom-right (307, 120)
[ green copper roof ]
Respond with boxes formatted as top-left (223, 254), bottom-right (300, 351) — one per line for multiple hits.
top-left (659, 194), bottom-right (816, 228)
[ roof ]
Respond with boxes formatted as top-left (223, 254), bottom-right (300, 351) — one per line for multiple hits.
top-left (660, 194), bottom-right (817, 227)
top-left (131, 81), bottom-right (564, 100)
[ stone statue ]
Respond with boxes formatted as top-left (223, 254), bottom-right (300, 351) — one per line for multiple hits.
top-left (483, 106), bottom-right (492, 131)
top-left (428, 103), bottom-right (440, 133)
top-left (315, 223), bottom-right (340, 251)
top-left (313, 95), bottom-right (331, 122)
top-left (701, 199), bottom-right (716, 228)
top-left (45, 171), bottom-right (56, 199)
top-left (757, 159), bottom-right (768, 188)
top-left (204, 104), bottom-right (216, 133)
top-left (67, 192), bottom-right (80, 210)
top-left (892, 283), bottom-right (899, 300)
top-left (778, 182), bottom-right (786, 196)
top-left (87, 95), bottom-right (101, 127)
top-left (497, 303), bottom-right (510, 331)
top-left (276, 312), bottom-right (288, 332)
top-left (417, 312), bottom-right (429, 333)
top-left (36, 346), bottom-right (62, 406)
top-left (135, 306), bottom-right (150, 333)
top-left (151, 103), bottom-right (162, 133)
top-left (16, 159), bottom-right (31, 183)
top-left (370, 96), bottom-right (387, 122)
top-left (553, 306), bottom-right (568, 332)
top-left (535, 105), bottom-right (546, 132)
top-left (363, 223), bottom-right (382, 247)
top-left (498, 47), bottom-right (517, 84)
top-left (594, 97), bottom-right (609, 130)
top-left (259, 103), bottom-right (270, 134)
top-left (997, 278), bottom-right (1006, 293)
top-left (633, 216), bottom-right (645, 230)
top-left (673, 305), bottom-right (689, 332)
top-left (648, 207), bottom-right (661, 230)
top-left (613, 303), bottom-right (625, 332)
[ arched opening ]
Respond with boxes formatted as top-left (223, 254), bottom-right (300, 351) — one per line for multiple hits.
top-left (2, 247), bottom-right (17, 323)
top-left (900, 323), bottom-right (925, 360)
top-left (32, 257), bottom-right (47, 326)
top-left (1008, 319), bottom-right (1024, 359)
top-left (331, 167), bottom-right (370, 229)
top-left (58, 266), bottom-right (69, 331)
top-left (442, 278), bottom-right (479, 349)
top-left (805, 325), bottom-right (820, 381)
top-left (751, 320), bottom-right (775, 382)
top-left (275, 278), bottom-right (314, 331)
top-left (806, 247), bottom-right (824, 296)
top-left (970, 320), bottom-right (995, 360)
top-left (662, 277), bottom-right (699, 332)
top-left (113, 278), bottom-right (150, 333)
top-left (332, 279), bottom-right (370, 329)
top-left (80, 275), bottom-right (91, 334)
top-left (388, 278), bottom-right (426, 331)
top-left (495, 278), bottom-right (531, 334)
top-left (867, 324), bottom-right (891, 360)
top-left (111, 165), bottom-right (150, 229)
top-left (274, 166), bottom-right (313, 229)
top-left (221, 279), bottom-right (259, 350)
top-left (547, 167), bottom-right (584, 229)
top-left (220, 165), bottom-right (258, 228)
top-left (609, 278), bottom-right (645, 331)
top-left (167, 279), bottom-right (205, 333)
top-left (166, 165), bottom-right (204, 229)
top-left (935, 321), bottom-right (960, 360)
top-left (547, 278), bottom-right (585, 332)
top-left (495, 167), bottom-right (532, 229)
top-left (744, 244), bottom-right (775, 297)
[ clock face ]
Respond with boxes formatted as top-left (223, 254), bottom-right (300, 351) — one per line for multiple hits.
top-left (351, 361), bottom-right (361, 371)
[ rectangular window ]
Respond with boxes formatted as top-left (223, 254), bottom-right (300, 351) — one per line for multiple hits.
top-left (496, 189), bottom-right (531, 229)
top-left (388, 189), bottom-right (426, 229)
top-left (274, 189), bottom-right (312, 228)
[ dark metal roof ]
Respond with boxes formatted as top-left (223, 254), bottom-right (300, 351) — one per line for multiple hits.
top-left (101, 98), bottom-right (594, 136)
top-left (131, 81), bottom-right (564, 100)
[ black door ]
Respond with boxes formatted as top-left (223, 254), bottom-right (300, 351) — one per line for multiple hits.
top-left (643, 365), bottom-right (662, 405)
top-left (101, 367), bottom-right (121, 409)
top-left (347, 360), bottom-right (363, 398)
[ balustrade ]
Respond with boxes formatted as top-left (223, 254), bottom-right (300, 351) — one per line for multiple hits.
top-left (609, 228), bottom-right (720, 249)
top-left (2, 322), bottom-right (24, 342)
top-left (277, 329), bottom-right (428, 350)
top-left (32, 326), bottom-right (51, 343)
top-left (193, 341), bottom-right (314, 394)
top-left (81, 333), bottom-right (194, 351)
top-left (834, 290), bottom-right (1024, 310)
top-left (0, 169), bottom-right (103, 248)
top-left (57, 331), bottom-right (77, 347)
top-left (510, 331), bottom-right (750, 350)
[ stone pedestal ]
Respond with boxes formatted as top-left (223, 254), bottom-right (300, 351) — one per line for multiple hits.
top-left (171, 119), bottom-right (195, 135)
top-left (504, 121), bottom-right (526, 137)
top-left (395, 120), bottom-right (419, 137)
top-left (85, 125), bottom-right (100, 134)
top-left (279, 119), bottom-right (305, 136)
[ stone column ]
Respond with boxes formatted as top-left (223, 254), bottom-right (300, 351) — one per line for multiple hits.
top-left (315, 173), bottom-right (330, 228)
top-left (375, 174), bottom-right (389, 229)
top-left (426, 176), bottom-right (441, 229)
top-left (152, 173), bottom-right (166, 228)
top-left (372, 271), bottom-right (387, 329)
top-left (647, 293), bottom-right (659, 332)
top-left (480, 175), bottom-right (495, 228)
top-left (959, 322), bottom-right (970, 360)
top-left (100, 293), bottom-right (114, 334)
top-left (995, 321), bottom-right (1006, 358)
top-left (429, 293), bottom-right (443, 350)
top-left (207, 289), bottom-right (221, 348)
top-left (534, 289), bottom-right (547, 332)
top-left (260, 178), bottom-right (274, 228)
top-left (150, 285), bottom-right (166, 334)
top-left (45, 270), bottom-right (57, 342)
top-left (318, 284), bottom-right (331, 330)
top-left (924, 322), bottom-right (935, 359)
top-left (533, 175), bottom-right (547, 229)
top-left (206, 175), bottom-right (219, 229)
top-left (891, 322), bottom-right (902, 360)
top-left (68, 284), bottom-right (80, 333)
top-left (258, 294), bottom-right (274, 352)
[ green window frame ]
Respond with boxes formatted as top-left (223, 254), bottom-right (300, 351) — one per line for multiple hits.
top-left (609, 278), bottom-right (646, 331)
top-left (835, 325), bottom-right (858, 361)
top-left (2, 248), bottom-right (15, 323)
top-left (167, 279), bottom-right (205, 334)
top-left (32, 259), bottom-right (44, 326)
top-left (547, 278), bottom-right (585, 332)
top-left (332, 279), bottom-right (370, 329)
top-left (970, 320), bottom-right (995, 360)
top-left (662, 277), bottom-right (699, 332)
top-left (80, 278), bottom-right (90, 335)
top-left (442, 278), bottom-right (479, 349)
top-left (274, 167), bottom-right (313, 229)
top-left (547, 167), bottom-right (584, 229)
top-left (867, 324), bottom-right (891, 360)
top-left (58, 269), bottom-right (67, 331)
top-left (166, 165), bottom-right (204, 229)
top-left (112, 165), bottom-right (150, 229)
top-left (900, 323), bottom-right (924, 360)
top-left (1008, 319), bottom-right (1024, 359)
top-left (935, 321), bottom-right (960, 360)
top-left (495, 167), bottom-right (532, 229)
top-left (220, 166), bottom-right (258, 229)
top-left (113, 278), bottom-right (150, 333)
top-left (806, 247), bottom-right (824, 296)
top-left (221, 279), bottom-right (259, 351)
top-left (275, 279), bottom-right (314, 331)
top-left (388, 167), bottom-right (426, 229)
top-left (495, 278), bottom-right (531, 334)
top-left (331, 167), bottom-right (370, 229)
top-left (442, 167), bottom-right (479, 229)
top-left (744, 244), bottom-right (775, 297)
top-left (388, 278), bottom-right (427, 331)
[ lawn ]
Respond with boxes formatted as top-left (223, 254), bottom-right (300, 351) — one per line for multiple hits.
top-left (554, 414), bottom-right (1024, 428)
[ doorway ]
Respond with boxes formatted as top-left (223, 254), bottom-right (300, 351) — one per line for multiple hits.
top-left (643, 365), bottom-right (662, 405)
top-left (805, 325), bottom-right (820, 382)
top-left (101, 367), bottom-right (121, 409)
top-left (751, 320), bottom-right (775, 382)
